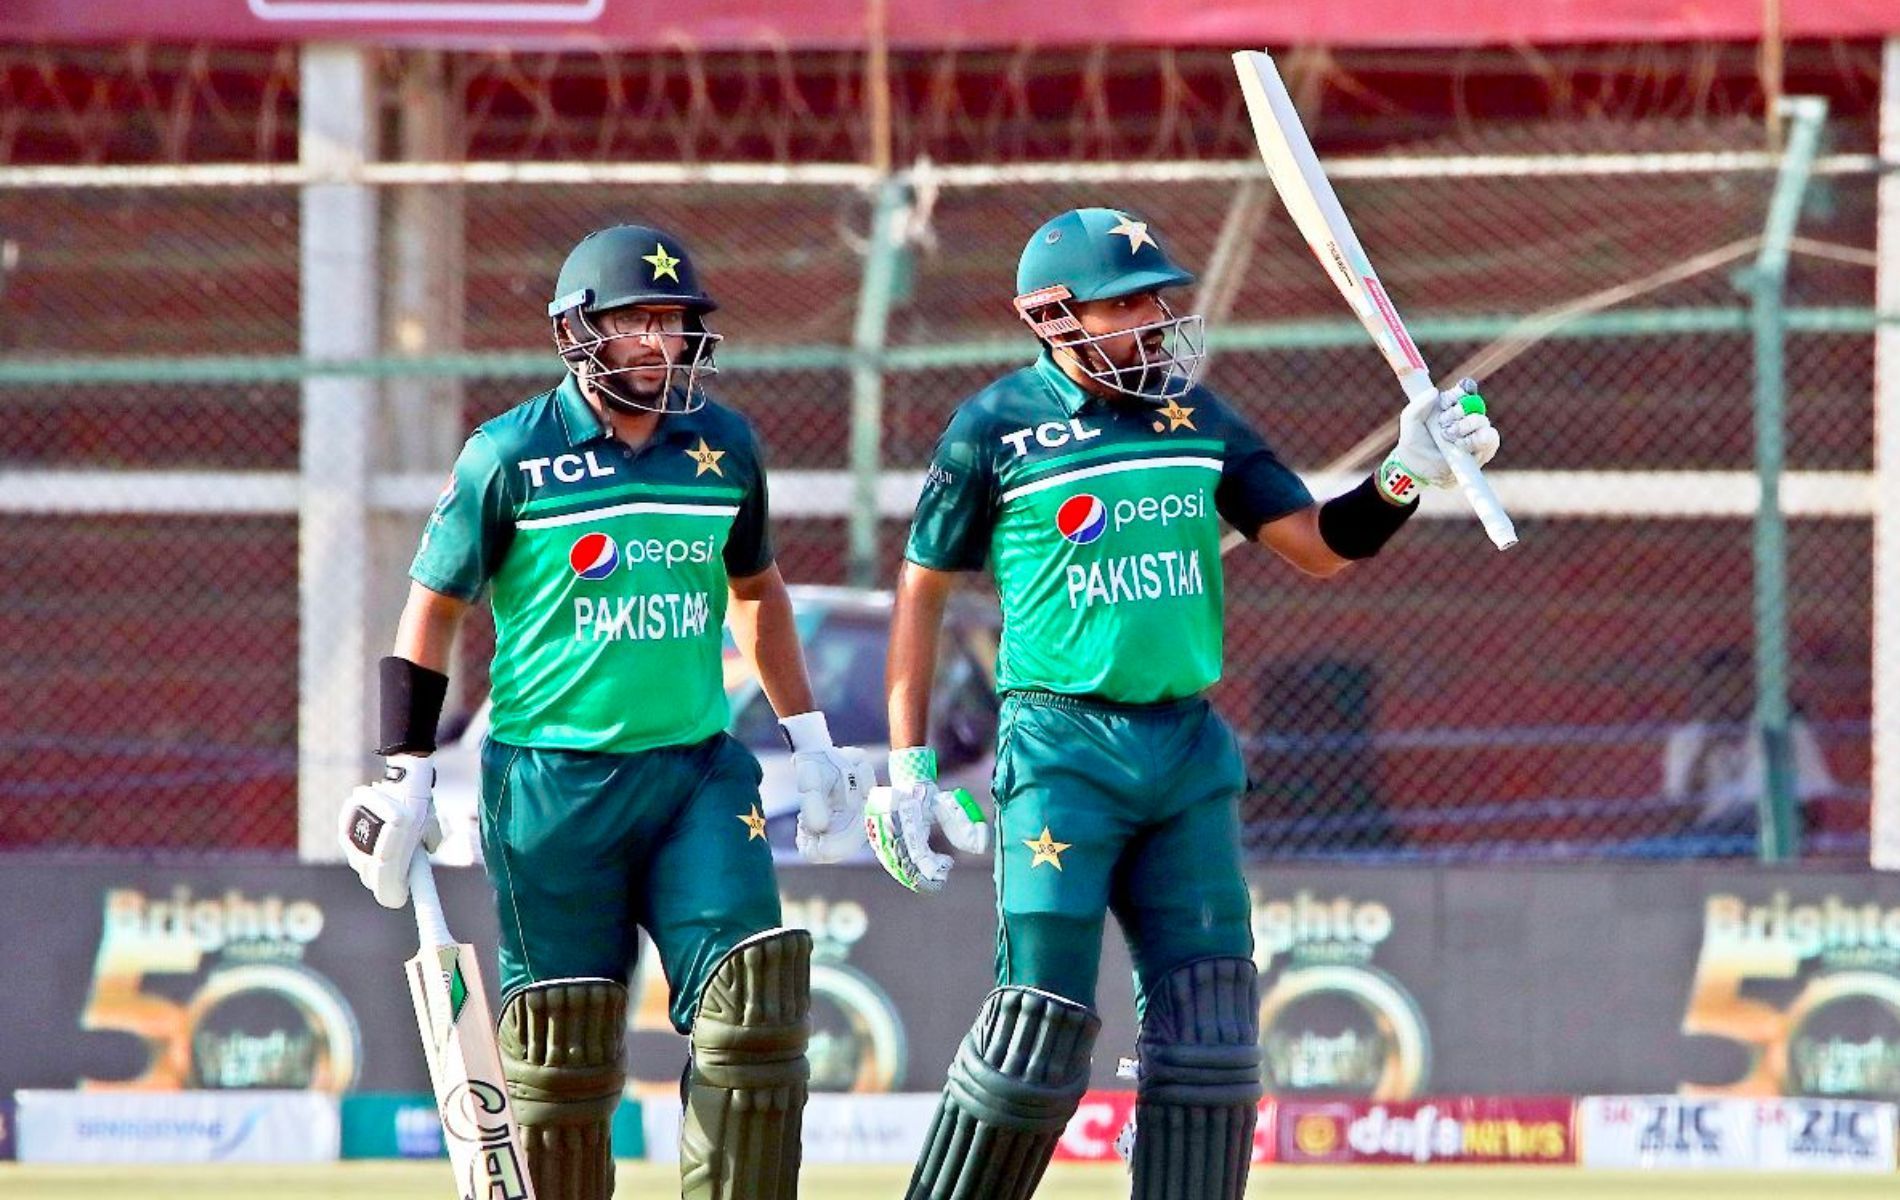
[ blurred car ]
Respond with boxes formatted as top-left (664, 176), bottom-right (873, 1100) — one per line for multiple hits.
top-left (430, 585), bottom-right (1001, 864)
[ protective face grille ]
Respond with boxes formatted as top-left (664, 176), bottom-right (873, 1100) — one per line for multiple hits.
top-left (1022, 295), bottom-right (1207, 403)
top-left (553, 305), bottom-right (724, 415)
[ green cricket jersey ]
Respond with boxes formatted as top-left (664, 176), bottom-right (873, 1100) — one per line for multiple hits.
top-left (412, 375), bottom-right (773, 753)
top-left (906, 352), bottom-right (1312, 704)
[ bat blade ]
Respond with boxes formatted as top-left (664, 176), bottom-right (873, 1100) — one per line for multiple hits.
top-left (1233, 49), bottom-right (1518, 551)
top-left (406, 858), bottom-right (537, 1200)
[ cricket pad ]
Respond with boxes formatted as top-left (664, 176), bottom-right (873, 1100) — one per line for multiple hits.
top-left (906, 986), bottom-right (1101, 1200)
top-left (681, 927), bottom-right (813, 1200)
top-left (499, 977), bottom-right (627, 1200)
top-left (1130, 957), bottom-right (1263, 1200)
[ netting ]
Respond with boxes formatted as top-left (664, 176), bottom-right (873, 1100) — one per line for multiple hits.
top-left (1, 41), bottom-right (1880, 166)
top-left (0, 143), bottom-right (1879, 861)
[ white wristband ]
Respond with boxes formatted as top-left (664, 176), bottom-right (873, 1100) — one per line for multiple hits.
top-left (382, 753), bottom-right (435, 795)
top-left (779, 711), bottom-right (834, 753)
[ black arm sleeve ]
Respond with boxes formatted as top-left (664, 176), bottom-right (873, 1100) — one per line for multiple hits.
top-left (1317, 475), bottom-right (1418, 560)
top-left (378, 656), bottom-right (450, 756)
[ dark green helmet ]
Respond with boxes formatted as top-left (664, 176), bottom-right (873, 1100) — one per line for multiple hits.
top-left (548, 224), bottom-right (721, 415)
top-left (549, 223), bottom-right (717, 318)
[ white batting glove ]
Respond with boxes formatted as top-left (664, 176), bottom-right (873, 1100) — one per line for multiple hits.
top-left (1381, 378), bottom-right (1501, 499)
top-left (781, 711), bottom-right (872, 864)
top-left (339, 754), bottom-right (443, 910)
top-left (866, 748), bottom-right (991, 894)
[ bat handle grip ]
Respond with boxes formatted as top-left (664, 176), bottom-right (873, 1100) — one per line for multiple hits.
top-left (1407, 372), bottom-right (1515, 551)
top-left (1430, 425), bottom-right (1519, 551)
top-left (408, 851), bottom-right (455, 950)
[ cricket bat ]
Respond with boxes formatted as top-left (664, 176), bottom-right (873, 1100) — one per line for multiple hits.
top-left (404, 853), bottom-right (537, 1200)
top-left (1232, 49), bottom-right (1519, 551)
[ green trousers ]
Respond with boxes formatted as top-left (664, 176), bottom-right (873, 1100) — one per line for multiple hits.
top-left (478, 731), bottom-right (783, 1033)
top-left (991, 690), bottom-right (1253, 1015)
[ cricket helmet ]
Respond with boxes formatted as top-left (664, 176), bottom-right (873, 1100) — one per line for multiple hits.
top-left (548, 223), bottom-right (721, 415)
top-left (1012, 208), bottom-right (1205, 403)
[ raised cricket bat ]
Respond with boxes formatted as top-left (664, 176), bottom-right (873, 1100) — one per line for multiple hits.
top-left (405, 853), bottom-right (537, 1200)
top-left (1232, 49), bottom-right (1519, 551)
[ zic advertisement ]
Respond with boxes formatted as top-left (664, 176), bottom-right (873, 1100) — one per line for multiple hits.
top-left (1755, 1097), bottom-right (1897, 1172)
top-left (1580, 1096), bottom-right (1899, 1172)
top-left (1578, 1096), bottom-right (1759, 1169)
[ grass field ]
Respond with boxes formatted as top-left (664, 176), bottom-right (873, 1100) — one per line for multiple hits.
top-left (3, 1163), bottom-right (1898, 1198)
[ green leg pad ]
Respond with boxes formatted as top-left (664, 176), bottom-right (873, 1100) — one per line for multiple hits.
top-left (499, 978), bottom-right (627, 1200)
top-left (907, 987), bottom-right (1101, 1200)
top-left (1131, 957), bottom-right (1262, 1200)
top-left (681, 928), bottom-right (813, 1200)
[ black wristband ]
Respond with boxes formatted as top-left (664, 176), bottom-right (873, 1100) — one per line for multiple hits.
top-left (378, 656), bottom-right (449, 756)
top-left (1318, 474), bottom-right (1418, 560)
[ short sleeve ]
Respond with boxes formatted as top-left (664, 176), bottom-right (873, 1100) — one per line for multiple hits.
top-left (410, 431), bottom-right (515, 601)
top-left (1215, 403), bottom-right (1314, 538)
top-left (723, 430), bottom-right (775, 579)
top-left (904, 407), bottom-right (995, 572)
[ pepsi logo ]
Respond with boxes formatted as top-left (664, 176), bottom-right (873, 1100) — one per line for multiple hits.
top-left (1055, 494), bottom-right (1108, 546)
top-left (569, 532), bottom-right (619, 580)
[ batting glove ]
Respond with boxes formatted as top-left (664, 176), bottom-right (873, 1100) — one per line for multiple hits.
top-left (1381, 377), bottom-right (1500, 500)
top-left (781, 711), bottom-right (873, 864)
top-left (339, 755), bottom-right (443, 910)
top-left (866, 747), bottom-right (991, 894)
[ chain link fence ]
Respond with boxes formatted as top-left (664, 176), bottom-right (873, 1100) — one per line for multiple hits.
top-left (0, 136), bottom-right (1880, 861)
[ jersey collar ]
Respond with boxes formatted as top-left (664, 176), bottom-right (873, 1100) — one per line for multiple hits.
top-left (1032, 349), bottom-right (1103, 418)
top-left (554, 373), bottom-right (611, 447)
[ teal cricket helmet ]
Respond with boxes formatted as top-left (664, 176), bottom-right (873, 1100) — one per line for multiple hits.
top-left (1014, 207), bottom-right (1195, 305)
top-left (1012, 208), bottom-right (1205, 403)
top-left (548, 223), bottom-right (722, 415)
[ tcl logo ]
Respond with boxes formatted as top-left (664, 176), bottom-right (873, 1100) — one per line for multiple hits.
top-left (999, 419), bottom-right (1100, 458)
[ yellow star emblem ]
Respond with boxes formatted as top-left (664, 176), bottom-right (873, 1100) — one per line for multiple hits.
top-left (1023, 826), bottom-right (1071, 870)
top-left (738, 804), bottom-right (767, 841)
top-left (1106, 214), bottom-right (1156, 254)
top-left (685, 437), bottom-right (726, 477)
top-left (1153, 399), bottom-right (1196, 433)
top-left (643, 242), bottom-right (681, 283)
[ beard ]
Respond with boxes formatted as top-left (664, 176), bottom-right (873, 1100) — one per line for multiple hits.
top-left (1100, 339), bottom-right (1169, 397)
top-left (585, 362), bottom-right (669, 413)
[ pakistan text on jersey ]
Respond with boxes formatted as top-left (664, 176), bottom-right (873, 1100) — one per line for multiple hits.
top-left (1066, 549), bottom-right (1205, 610)
top-left (574, 592), bottom-right (712, 642)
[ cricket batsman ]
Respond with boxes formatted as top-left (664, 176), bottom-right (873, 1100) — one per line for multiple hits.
top-left (338, 223), bottom-right (872, 1199)
top-left (867, 207), bottom-right (1500, 1199)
